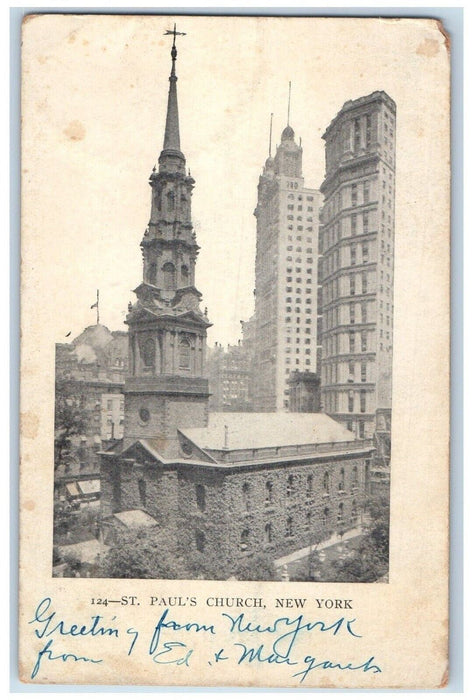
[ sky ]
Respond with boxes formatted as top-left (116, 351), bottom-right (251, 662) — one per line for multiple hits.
top-left (21, 14), bottom-right (446, 347)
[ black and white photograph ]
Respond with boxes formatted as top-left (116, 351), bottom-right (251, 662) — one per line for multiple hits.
top-left (49, 18), bottom-right (394, 583)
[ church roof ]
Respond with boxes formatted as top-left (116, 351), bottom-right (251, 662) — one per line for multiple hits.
top-left (182, 412), bottom-right (355, 451)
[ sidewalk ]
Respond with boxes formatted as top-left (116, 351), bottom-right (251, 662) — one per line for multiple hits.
top-left (274, 525), bottom-right (363, 568)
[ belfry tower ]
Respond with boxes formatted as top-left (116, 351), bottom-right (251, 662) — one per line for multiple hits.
top-left (123, 30), bottom-right (211, 456)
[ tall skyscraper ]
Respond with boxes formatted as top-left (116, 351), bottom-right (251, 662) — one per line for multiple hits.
top-left (121, 31), bottom-right (211, 457)
top-left (253, 117), bottom-right (322, 412)
top-left (319, 91), bottom-right (396, 439)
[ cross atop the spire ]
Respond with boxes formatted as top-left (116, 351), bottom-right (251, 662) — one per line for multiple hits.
top-left (164, 23), bottom-right (186, 64)
top-left (160, 23), bottom-right (187, 168)
top-left (164, 23), bottom-right (187, 46)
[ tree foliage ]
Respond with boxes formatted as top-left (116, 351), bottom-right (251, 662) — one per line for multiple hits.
top-left (183, 551), bottom-right (222, 580)
top-left (54, 379), bottom-right (89, 469)
top-left (100, 527), bottom-right (279, 581)
top-left (327, 495), bottom-right (389, 582)
top-left (233, 553), bottom-right (277, 581)
top-left (100, 526), bottom-right (182, 579)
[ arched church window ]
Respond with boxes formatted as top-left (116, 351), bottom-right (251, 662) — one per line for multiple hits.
top-left (323, 507), bottom-right (330, 527)
top-left (242, 482), bottom-right (251, 511)
top-left (138, 479), bottom-right (146, 506)
top-left (162, 262), bottom-right (176, 290)
top-left (265, 481), bottom-right (273, 506)
top-left (196, 484), bottom-right (206, 512)
top-left (148, 262), bottom-right (157, 286)
top-left (179, 337), bottom-right (191, 370)
top-left (181, 264), bottom-right (189, 285)
top-left (142, 337), bottom-right (155, 367)
top-left (351, 500), bottom-right (358, 526)
top-left (323, 471), bottom-right (330, 494)
top-left (154, 184), bottom-right (163, 211)
top-left (195, 530), bottom-right (205, 553)
top-left (285, 517), bottom-right (293, 538)
top-left (167, 190), bottom-right (175, 210)
top-left (351, 466), bottom-right (359, 491)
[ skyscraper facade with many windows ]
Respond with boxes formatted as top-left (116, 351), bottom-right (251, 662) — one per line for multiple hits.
top-left (253, 125), bottom-right (322, 411)
top-left (319, 91), bottom-right (396, 439)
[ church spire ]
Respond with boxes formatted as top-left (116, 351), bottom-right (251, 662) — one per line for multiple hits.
top-left (160, 24), bottom-right (186, 170)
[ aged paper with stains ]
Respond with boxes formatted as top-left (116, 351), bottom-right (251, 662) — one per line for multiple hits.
top-left (19, 15), bottom-right (450, 687)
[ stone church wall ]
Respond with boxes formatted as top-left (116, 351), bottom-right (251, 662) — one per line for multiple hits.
top-left (101, 446), bottom-right (371, 578)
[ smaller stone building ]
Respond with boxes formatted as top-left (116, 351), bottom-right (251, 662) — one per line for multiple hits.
top-left (288, 370), bottom-right (321, 412)
top-left (100, 412), bottom-right (374, 578)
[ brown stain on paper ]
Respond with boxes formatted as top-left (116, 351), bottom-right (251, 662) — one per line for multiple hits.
top-left (63, 120), bottom-right (86, 142)
top-left (22, 14), bottom-right (39, 27)
top-left (24, 500), bottom-right (35, 511)
top-left (440, 665), bottom-right (449, 688)
top-left (416, 37), bottom-right (440, 57)
top-left (20, 411), bottom-right (39, 440)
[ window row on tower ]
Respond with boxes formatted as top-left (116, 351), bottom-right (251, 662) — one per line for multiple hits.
top-left (324, 106), bottom-right (395, 176)
top-left (321, 240), bottom-right (373, 278)
top-left (131, 331), bottom-right (203, 376)
top-left (322, 270), bottom-right (373, 305)
top-left (323, 300), bottom-right (372, 331)
top-left (322, 359), bottom-right (371, 386)
top-left (321, 179), bottom-right (376, 226)
top-left (286, 234), bottom-right (313, 243)
top-left (146, 260), bottom-right (190, 289)
top-left (285, 192), bottom-right (315, 202)
top-left (322, 328), bottom-right (374, 357)
top-left (320, 209), bottom-right (377, 252)
top-left (286, 203), bottom-right (315, 213)
top-left (323, 388), bottom-right (371, 416)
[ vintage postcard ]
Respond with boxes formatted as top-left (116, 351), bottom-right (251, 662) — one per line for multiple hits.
top-left (19, 14), bottom-right (450, 687)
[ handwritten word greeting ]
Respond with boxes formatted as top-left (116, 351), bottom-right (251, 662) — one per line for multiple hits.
top-left (28, 597), bottom-right (382, 683)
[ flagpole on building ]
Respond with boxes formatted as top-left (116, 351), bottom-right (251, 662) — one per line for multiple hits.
top-left (91, 289), bottom-right (100, 324)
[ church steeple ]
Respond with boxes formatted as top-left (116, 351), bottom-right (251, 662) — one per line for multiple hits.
top-left (160, 25), bottom-right (185, 171)
top-left (123, 27), bottom-right (211, 457)
top-left (138, 24), bottom-right (204, 299)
